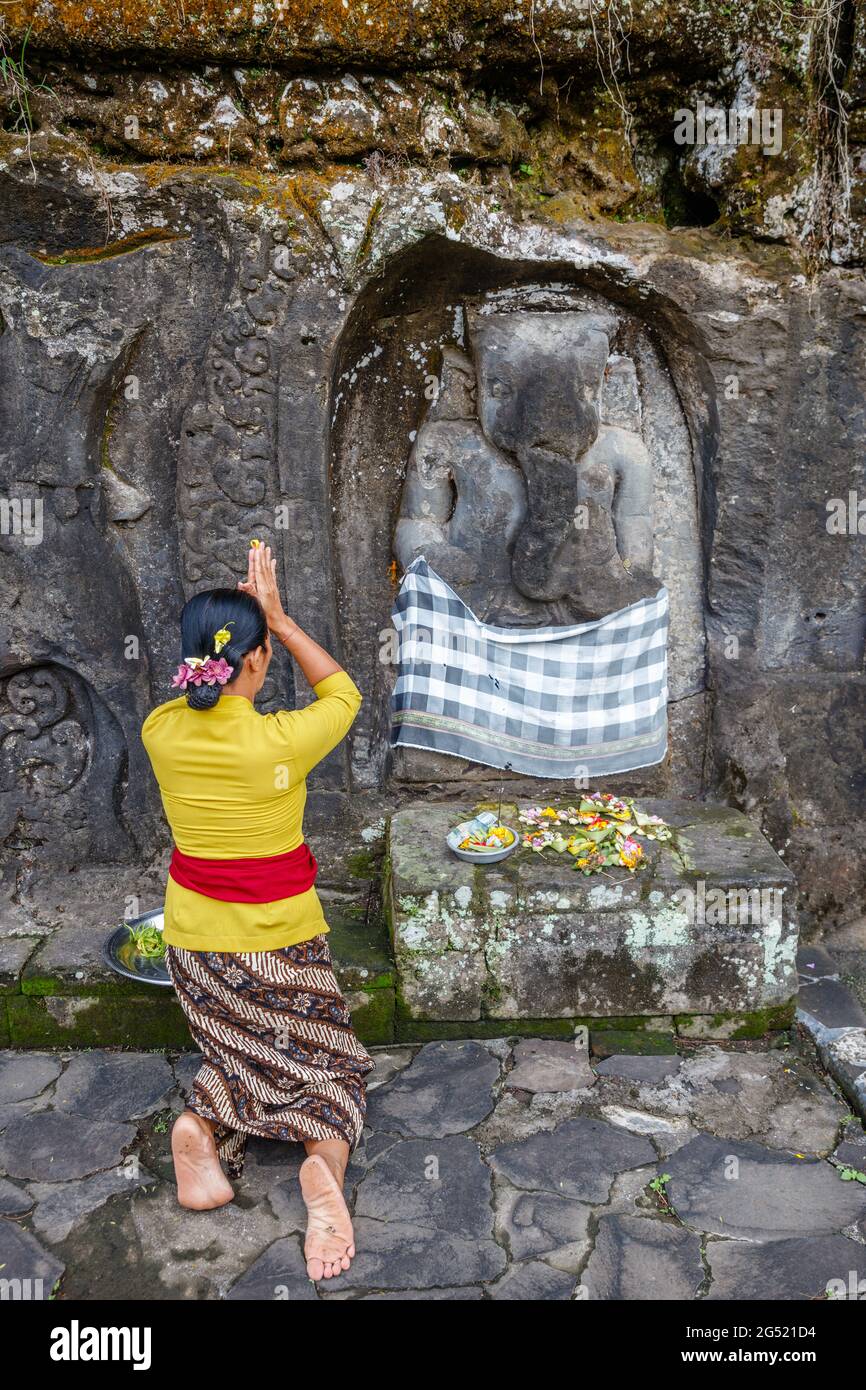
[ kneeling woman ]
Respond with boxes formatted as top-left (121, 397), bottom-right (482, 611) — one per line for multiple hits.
top-left (142, 543), bottom-right (374, 1281)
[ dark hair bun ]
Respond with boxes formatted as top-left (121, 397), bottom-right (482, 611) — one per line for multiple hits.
top-left (186, 683), bottom-right (223, 711)
top-left (178, 587), bottom-right (268, 714)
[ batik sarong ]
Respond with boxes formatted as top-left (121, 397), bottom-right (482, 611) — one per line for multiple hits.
top-left (165, 934), bottom-right (374, 1177)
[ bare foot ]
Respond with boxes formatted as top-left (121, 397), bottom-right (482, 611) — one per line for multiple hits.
top-left (299, 1154), bottom-right (355, 1281)
top-left (171, 1110), bottom-right (235, 1210)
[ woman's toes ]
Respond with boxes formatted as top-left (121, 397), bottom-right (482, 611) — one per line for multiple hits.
top-left (307, 1257), bottom-right (324, 1281)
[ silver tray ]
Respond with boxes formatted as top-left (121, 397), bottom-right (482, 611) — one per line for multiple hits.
top-left (446, 820), bottom-right (519, 864)
top-left (102, 908), bottom-right (171, 988)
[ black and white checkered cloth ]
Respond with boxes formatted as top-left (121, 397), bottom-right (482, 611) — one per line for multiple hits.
top-left (390, 557), bottom-right (669, 778)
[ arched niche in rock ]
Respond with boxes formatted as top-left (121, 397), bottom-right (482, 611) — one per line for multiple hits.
top-left (330, 234), bottom-right (715, 794)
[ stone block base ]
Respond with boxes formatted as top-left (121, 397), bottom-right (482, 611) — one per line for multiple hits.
top-left (388, 800), bottom-right (799, 1027)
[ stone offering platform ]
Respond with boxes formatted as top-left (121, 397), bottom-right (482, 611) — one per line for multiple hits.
top-left (388, 800), bottom-right (799, 1038)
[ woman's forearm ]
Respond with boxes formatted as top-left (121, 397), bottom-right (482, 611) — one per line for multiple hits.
top-left (273, 618), bottom-right (343, 689)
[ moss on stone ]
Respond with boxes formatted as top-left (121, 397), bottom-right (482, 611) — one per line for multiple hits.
top-left (348, 986), bottom-right (395, 1046)
top-left (345, 848), bottom-right (379, 880)
top-left (34, 228), bottom-right (182, 264)
top-left (327, 910), bottom-right (394, 993)
top-left (674, 1000), bottom-right (797, 1039)
top-left (729, 1000), bottom-right (796, 1038)
top-left (579, 1014), bottom-right (674, 1032)
top-left (469, 865), bottom-right (489, 919)
top-left (396, 1013), bottom-right (576, 1043)
top-left (591, 1027), bottom-right (678, 1056)
top-left (21, 971), bottom-right (159, 999)
top-left (7, 993), bottom-right (192, 1049)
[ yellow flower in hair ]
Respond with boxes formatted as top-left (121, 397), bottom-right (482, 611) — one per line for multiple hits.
top-left (213, 625), bottom-right (233, 654)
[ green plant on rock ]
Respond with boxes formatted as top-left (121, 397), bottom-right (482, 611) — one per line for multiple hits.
top-left (649, 1171), bottom-right (675, 1214)
top-left (0, 22), bottom-right (54, 138)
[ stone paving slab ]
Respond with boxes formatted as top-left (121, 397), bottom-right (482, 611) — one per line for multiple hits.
top-left (0, 1052), bottom-right (62, 1103)
top-left (51, 1051), bottom-right (176, 1121)
top-left (583, 1214), bottom-right (705, 1301)
top-left (353, 1135), bottom-right (493, 1237)
top-left (29, 1166), bottom-right (152, 1244)
top-left (354, 1286), bottom-right (485, 1301)
top-left (798, 978), bottom-right (866, 1030)
top-left (0, 1214), bottom-right (64, 1299)
top-left (489, 1117), bottom-right (658, 1201)
top-left (665, 1133), bottom-right (866, 1241)
top-left (0, 1111), bottom-right (137, 1182)
top-left (495, 1186), bottom-right (592, 1268)
top-left (506, 1039), bottom-right (596, 1092)
top-left (226, 1239), bottom-right (319, 1301)
top-left (327, 1218), bottom-right (508, 1292)
top-left (486, 1260), bottom-right (576, 1300)
top-left (705, 1234), bottom-right (866, 1301)
top-left (365, 1040), bottom-right (500, 1137)
top-left (0, 1175), bottom-right (33, 1216)
top-left (797, 939), bottom-right (866, 1123)
top-left (0, 1033), bottom-right (864, 1301)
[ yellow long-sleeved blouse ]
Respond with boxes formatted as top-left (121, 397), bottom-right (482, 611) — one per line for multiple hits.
top-left (141, 670), bottom-right (361, 952)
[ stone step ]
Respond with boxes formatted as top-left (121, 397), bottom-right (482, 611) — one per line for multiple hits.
top-left (0, 799), bottom-right (804, 1050)
top-left (0, 880), bottom-right (397, 1051)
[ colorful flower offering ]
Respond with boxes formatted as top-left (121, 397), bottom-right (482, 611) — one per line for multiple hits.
top-left (518, 793), bottom-right (672, 875)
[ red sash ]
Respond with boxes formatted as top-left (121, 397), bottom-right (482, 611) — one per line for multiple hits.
top-left (169, 843), bottom-right (318, 904)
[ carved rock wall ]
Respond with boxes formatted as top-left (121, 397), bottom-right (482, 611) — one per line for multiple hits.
top-left (0, 1), bottom-right (864, 928)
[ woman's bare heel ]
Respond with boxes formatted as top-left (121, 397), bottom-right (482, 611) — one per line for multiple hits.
top-left (171, 1110), bottom-right (235, 1210)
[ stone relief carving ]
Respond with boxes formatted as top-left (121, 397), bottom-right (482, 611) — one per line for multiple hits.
top-left (176, 226), bottom-right (297, 713)
top-left (0, 668), bottom-right (88, 805)
top-left (395, 308), bottom-right (659, 624)
top-left (0, 664), bottom-right (133, 863)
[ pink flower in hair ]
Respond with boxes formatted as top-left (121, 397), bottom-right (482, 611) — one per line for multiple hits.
top-left (202, 657), bottom-right (233, 685)
top-left (171, 656), bottom-right (234, 690)
top-left (171, 663), bottom-right (197, 690)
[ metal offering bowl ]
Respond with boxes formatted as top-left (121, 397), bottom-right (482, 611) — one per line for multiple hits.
top-left (103, 908), bottom-right (171, 988)
top-left (446, 820), bottom-right (519, 864)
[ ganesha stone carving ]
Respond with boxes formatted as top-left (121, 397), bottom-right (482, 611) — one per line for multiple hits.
top-left (395, 308), bottom-right (658, 624)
